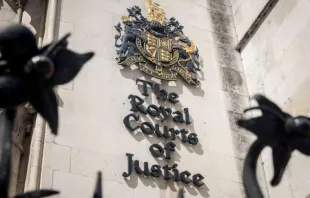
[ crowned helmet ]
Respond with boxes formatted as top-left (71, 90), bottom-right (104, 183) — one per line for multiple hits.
top-left (146, 0), bottom-right (166, 25)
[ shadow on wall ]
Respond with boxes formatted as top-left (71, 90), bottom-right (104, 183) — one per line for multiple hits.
top-left (121, 75), bottom-right (207, 197)
top-left (119, 65), bottom-right (205, 97)
top-left (2, 0), bottom-right (17, 12)
top-left (23, 0), bottom-right (46, 38)
top-left (123, 69), bottom-right (204, 154)
top-left (123, 115), bottom-right (208, 196)
top-left (124, 103), bottom-right (204, 157)
top-left (125, 171), bottom-right (210, 198)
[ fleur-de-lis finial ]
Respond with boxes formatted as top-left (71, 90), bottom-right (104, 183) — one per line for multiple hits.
top-left (93, 172), bottom-right (103, 198)
top-left (0, 25), bottom-right (94, 134)
top-left (237, 94), bottom-right (310, 198)
top-left (0, 24), bottom-right (94, 198)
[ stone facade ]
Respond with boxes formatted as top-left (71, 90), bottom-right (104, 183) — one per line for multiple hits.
top-left (2, 0), bottom-right (309, 197)
top-left (38, 0), bottom-right (267, 197)
top-left (231, 0), bottom-right (310, 197)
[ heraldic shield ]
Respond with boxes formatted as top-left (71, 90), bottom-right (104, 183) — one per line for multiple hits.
top-left (114, 0), bottom-right (202, 87)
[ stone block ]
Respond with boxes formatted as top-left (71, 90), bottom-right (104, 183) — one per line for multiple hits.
top-left (193, 151), bottom-right (244, 183)
top-left (213, 33), bottom-right (237, 47)
top-left (118, 0), bottom-right (147, 9)
top-left (286, 152), bottom-right (310, 194)
top-left (227, 110), bottom-right (242, 131)
top-left (45, 127), bottom-right (55, 143)
top-left (282, 78), bottom-right (310, 116)
top-left (1, 9), bottom-right (16, 23)
top-left (43, 143), bottom-right (71, 172)
top-left (71, 148), bottom-right (127, 183)
top-left (56, 58), bottom-right (141, 124)
top-left (198, 111), bottom-right (236, 156)
top-left (231, 129), bottom-right (254, 159)
top-left (209, 0), bottom-right (231, 7)
top-left (182, 25), bottom-right (214, 46)
top-left (158, 3), bottom-right (235, 38)
top-left (168, 176), bottom-right (245, 198)
top-left (52, 171), bottom-right (95, 198)
top-left (244, 71), bottom-right (264, 97)
top-left (214, 46), bottom-right (243, 71)
top-left (220, 68), bottom-right (248, 96)
top-left (134, 187), bottom-right (166, 198)
top-left (73, 15), bottom-right (116, 60)
top-left (53, 171), bottom-right (134, 198)
top-left (233, 0), bottom-right (270, 39)
top-left (59, 0), bottom-right (121, 23)
top-left (223, 91), bottom-right (249, 113)
top-left (40, 168), bottom-right (54, 189)
top-left (55, 20), bottom-right (75, 45)
top-left (207, 1), bottom-right (233, 15)
top-left (261, 148), bottom-right (293, 198)
top-left (212, 22), bottom-right (236, 38)
top-left (55, 118), bottom-right (153, 160)
top-left (210, 10), bottom-right (235, 28)
top-left (104, 180), bottom-right (134, 198)
top-left (198, 60), bottom-right (223, 92)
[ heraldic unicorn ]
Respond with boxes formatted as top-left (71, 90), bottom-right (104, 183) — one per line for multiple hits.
top-left (114, 0), bottom-right (202, 87)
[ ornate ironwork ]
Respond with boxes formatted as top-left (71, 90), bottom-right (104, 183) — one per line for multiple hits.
top-left (0, 25), bottom-right (94, 135)
top-left (237, 94), bottom-right (310, 198)
top-left (114, 0), bottom-right (202, 87)
top-left (0, 24), bottom-right (94, 197)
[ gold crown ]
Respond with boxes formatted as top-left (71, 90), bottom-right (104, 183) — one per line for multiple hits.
top-left (146, 0), bottom-right (166, 24)
top-left (121, 16), bottom-right (131, 22)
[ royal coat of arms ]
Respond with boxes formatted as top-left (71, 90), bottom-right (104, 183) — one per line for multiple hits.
top-left (114, 0), bottom-right (202, 87)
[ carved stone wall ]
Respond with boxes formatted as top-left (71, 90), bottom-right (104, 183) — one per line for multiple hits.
top-left (9, 107), bottom-right (35, 197)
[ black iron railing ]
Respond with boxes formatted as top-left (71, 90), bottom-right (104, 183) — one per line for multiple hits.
top-left (0, 24), bottom-right (94, 197)
top-left (237, 94), bottom-right (310, 198)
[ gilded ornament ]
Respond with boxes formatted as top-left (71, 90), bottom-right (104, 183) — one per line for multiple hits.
top-left (114, 0), bottom-right (202, 87)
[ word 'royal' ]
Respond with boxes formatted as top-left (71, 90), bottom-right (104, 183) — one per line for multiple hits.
top-left (128, 95), bottom-right (191, 124)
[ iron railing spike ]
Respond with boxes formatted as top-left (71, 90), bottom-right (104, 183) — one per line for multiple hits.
top-left (93, 172), bottom-right (103, 198)
top-left (14, 189), bottom-right (59, 198)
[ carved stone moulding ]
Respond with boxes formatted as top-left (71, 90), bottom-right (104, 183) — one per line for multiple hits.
top-left (12, 107), bottom-right (35, 152)
top-left (13, 0), bottom-right (28, 8)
